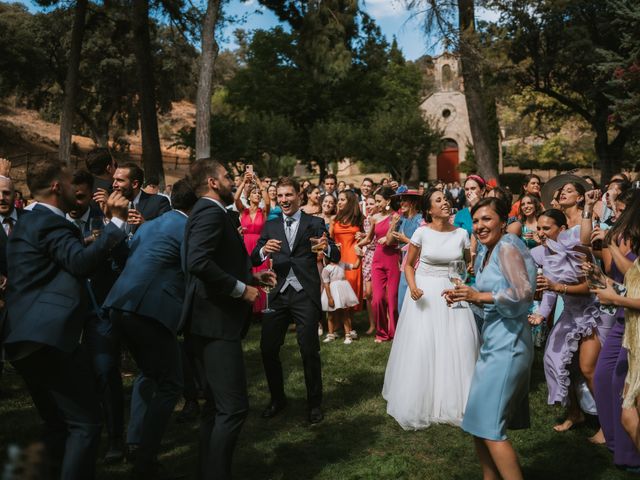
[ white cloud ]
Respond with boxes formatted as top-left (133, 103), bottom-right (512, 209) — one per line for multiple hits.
top-left (364, 0), bottom-right (406, 19)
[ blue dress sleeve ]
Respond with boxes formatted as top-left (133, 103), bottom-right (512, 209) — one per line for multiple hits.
top-left (492, 235), bottom-right (536, 318)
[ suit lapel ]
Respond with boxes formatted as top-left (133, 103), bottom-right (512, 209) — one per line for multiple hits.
top-left (136, 191), bottom-right (149, 217)
top-left (291, 212), bottom-right (309, 253)
top-left (274, 215), bottom-right (291, 254)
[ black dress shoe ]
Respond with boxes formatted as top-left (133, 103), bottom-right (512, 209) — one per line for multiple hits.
top-left (308, 407), bottom-right (324, 424)
top-left (261, 399), bottom-right (287, 419)
top-left (104, 440), bottom-right (125, 464)
top-left (176, 399), bottom-right (200, 423)
top-left (125, 444), bottom-right (140, 464)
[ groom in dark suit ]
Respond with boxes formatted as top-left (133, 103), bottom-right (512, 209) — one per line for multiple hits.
top-left (252, 177), bottom-right (340, 424)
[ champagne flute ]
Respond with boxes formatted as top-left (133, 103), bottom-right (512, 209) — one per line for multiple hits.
top-left (90, 217), bottom-right (103, 238)
top-left (448, 260), bottom-right (468, 309)
top-left (583, 260), bottom-right (607, 290)
top-left (261, 259), bottom-right (276, 314)
top-left (310, 234), bottom-right (326, 253)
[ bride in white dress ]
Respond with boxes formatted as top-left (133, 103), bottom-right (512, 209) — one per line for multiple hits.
top-left (382, 188), bottom-right (480, 430)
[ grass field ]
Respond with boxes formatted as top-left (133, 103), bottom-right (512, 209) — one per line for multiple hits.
top-left (0, 314), bottom-right (637, 480)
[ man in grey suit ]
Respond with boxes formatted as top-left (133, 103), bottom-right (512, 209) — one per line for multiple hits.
top-left (104, 179), bottom-right (197, 479)
top-left (2, 160), bottom-right (129, 480)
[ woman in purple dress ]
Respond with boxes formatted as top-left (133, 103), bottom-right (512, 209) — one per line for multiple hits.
top-left (532, 208), bottom-right (604, 432)
top-left (591, 189), bottom-right (640, 468)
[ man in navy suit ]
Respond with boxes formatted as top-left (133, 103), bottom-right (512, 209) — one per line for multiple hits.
top-left (67, 169), bottom-right (126, 463)
top-left (0, 173), bottom-right (27, 391)
top-left (104, 179), bottom-right (197, 479)
top-left (252, 177), bottom-right (340, 424)
top-left (2, 160), bottom-right (129, 480)
top-left (181, 159), bottom-right (273, 480)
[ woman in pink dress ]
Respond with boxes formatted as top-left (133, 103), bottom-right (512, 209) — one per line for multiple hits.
top-left (234, 171), bottom-right (271, 315)
top-left (358, 187), bottom-right (400, 343)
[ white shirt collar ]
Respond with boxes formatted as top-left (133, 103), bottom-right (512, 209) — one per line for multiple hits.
top-left (132, 190), bottom-right (142, 207)
top-left (174, 209), bottom-right (188, 218)
top-left (283, 209), bottom-right (302, 222)
top-left (37, 202), bottom-right (65, 218)
top-left (0, 209), bottom-right (18, 223)
top-left (65, 208), bottom-right (91, 224)
top-left (201, 196), bottom-right (230, 212)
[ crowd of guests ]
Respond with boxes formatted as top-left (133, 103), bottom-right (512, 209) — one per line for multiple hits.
top-left (2, 145), bottom-right (640, 480)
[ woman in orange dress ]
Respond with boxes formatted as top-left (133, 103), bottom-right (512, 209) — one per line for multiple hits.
top-left (325, 190), bottom-right (364, 341)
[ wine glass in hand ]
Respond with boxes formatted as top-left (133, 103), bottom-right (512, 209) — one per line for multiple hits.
top-left (261, 259), bottom-right (276, 314)
top-left (448, 260), bottom-right (468, 309)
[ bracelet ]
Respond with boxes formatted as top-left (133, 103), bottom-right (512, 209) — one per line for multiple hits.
top-left (582, 210), bottom-right (593, 219)
top-left (562, 284), bottom-right (568, 295)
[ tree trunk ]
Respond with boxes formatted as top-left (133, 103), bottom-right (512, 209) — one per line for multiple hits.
top-left (195, 0), bottom-right (222, 161)
top-left (58, 0), bottom-right (88, 166)
top-left (131, 0), bottom-right (165, 185)
top-left (458, 0), bottom-right (499, 183)
top-left (594, 123), bottom-right (626, 186)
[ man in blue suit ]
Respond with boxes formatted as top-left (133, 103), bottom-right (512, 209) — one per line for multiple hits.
top-left (104, 179), bottom-right (198, 479)
top-left (67, 169), bottom-right (127, 463)
top-left (2, 160), bottom-right (129, 480)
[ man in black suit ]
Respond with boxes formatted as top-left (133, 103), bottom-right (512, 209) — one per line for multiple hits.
top-left (181, 158), bottom-right (273, 480)
top-left (252, 177), bottom-right (340, 424)
top-left (67, 169), bottom-right (126, 463)
top-left (2, 160), bottom-right (129, 480)
top-left (105, 179), bottom-right (197, 479)
top-left (85, 147), bottom-right (117, 194)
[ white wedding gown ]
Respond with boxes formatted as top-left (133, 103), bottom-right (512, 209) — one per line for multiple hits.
top-left (382, 226), bottom-right (480, 430)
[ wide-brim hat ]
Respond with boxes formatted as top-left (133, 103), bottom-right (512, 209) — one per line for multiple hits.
top-left (540, 174), bottom-right (592, 207)
top-left (393, 185), bottom-right (421, 197)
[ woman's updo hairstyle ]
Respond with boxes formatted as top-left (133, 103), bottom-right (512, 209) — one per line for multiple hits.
top-left (537, 208), bottom-right (568, 229)
top-left (562, 181), bottom-right (586, 209)
top-left (421, 186), bottom-right (445, 223)
top-left (470, 197), bottom-right (509, 223)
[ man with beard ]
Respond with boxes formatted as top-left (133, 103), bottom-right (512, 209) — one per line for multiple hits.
top-left (105, 179), bottom-right (197, 479)
top-left (0, 169), bottom-right (27, 391)
top-left (0, 174), bottom-right (26, 288)
top-left (95, 162), bottom-right (170, 234)
top-left (2, 160), bottom-right (129, 479)
top-left (181, 159), bottom-right (273, 479)
top-left (252, 177), bottom-right (340, 424)
top-left (67, 169), bottom-right (127, 464)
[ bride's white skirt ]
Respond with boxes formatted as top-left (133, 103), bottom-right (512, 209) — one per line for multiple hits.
top-left (382, 272), bottom-right (480, 431)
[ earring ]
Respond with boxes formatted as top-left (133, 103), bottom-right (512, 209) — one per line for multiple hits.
top-left (385, 204), bottom-right (390, 211)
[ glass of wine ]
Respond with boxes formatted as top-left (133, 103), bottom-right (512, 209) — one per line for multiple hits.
top-left (448, 260), bottom-right (468, 309)
top-left (310, 235), bottom-right (326, 254)
top-left (90, 217), bottom-right (103, 239)
top-left (261, 260), bottom-right (276, 314)
top-left (583, 261), bottom-right (607, 290)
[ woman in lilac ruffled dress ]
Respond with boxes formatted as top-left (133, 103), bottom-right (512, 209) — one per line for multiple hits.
top-left (532, 208), bottom-right (612, 431)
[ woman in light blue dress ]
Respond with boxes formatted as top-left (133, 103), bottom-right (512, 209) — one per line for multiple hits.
top-left (444, 197), bottom-right (536, 480)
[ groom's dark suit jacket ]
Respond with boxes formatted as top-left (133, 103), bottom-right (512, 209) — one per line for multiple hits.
top-left (251, 212), bottom-right (340, 308)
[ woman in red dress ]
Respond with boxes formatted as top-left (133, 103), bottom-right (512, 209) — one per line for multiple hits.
top-left (234, 171), bottom-right (271, 315)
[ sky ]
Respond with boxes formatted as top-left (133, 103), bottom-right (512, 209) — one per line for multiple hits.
top-left (13, 0), bottom-right (499, 61)
top-left (222, 0), bottom-right (437, 60)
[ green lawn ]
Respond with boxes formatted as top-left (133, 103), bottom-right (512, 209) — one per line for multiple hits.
top-left (1, 315), bottom-right (637, 479)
